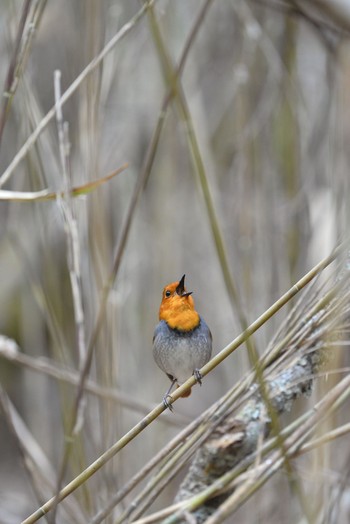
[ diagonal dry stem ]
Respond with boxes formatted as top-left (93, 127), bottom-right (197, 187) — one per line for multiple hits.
top-left (21, 242), bottom-right (343, 523)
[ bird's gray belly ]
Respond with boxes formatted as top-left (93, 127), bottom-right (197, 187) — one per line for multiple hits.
top-left (153, 329), bottom-right (211, 384)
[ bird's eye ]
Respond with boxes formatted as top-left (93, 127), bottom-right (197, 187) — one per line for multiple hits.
top-left (165, 290), bottom-right (171, 297)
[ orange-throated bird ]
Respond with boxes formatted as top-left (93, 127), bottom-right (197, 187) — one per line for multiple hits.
top-left (153, 275), bottom-right (212, 410)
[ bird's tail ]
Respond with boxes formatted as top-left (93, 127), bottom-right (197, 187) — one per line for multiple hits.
top-left (177, 384), bottom-right (191, 397)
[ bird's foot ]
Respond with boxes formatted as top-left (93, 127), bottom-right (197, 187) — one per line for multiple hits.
top-left (193, 369), bottom-right (203, 386)
top-left (163, 394), bottom-right (174, 412)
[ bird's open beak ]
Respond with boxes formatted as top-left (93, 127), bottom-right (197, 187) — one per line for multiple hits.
top-left (176, 274), bottom-right (193, 297)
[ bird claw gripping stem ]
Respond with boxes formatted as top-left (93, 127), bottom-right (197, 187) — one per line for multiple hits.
top-left (193, 368), bottom-right (203, 385)
top-left (163, 394), bottom-right (174, 412)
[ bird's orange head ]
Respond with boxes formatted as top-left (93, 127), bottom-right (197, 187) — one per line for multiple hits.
top-left (159, 275), bottom-right (200, 332)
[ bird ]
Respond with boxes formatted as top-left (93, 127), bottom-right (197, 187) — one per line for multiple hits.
top-left (153, 274), bottom-right (212, 410)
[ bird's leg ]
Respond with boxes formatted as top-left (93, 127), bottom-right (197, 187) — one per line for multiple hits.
top-left (163, 377), bottom-right (176, 412)
top-left (193, 368), bottom-right (203, 386)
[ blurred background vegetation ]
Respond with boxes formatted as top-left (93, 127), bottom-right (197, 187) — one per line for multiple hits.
top-left (0, 0), bottom-right (350, 522)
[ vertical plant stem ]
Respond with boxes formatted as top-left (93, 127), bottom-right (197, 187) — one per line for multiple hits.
top-left (0, 0), bottom-right (33, 147)
top-left (147, 4), bottom-right (261, 369)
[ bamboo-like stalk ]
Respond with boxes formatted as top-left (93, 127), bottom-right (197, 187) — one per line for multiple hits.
top-left (21, 243), bottom-right (343, 523)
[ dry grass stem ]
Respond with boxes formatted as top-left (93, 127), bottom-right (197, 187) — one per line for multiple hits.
top-left (0, 0), bottom-right (155, 187)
